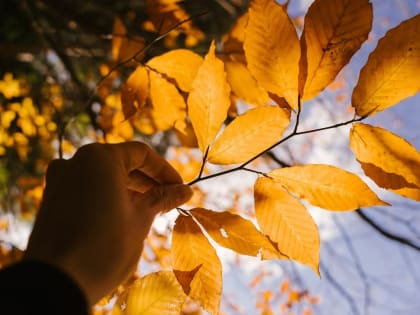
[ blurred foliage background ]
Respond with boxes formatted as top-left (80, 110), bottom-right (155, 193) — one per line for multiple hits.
top-left (0, 0), bottom-right (250, 222)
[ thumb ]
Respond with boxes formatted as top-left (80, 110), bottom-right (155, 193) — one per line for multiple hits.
top-left (141, 184), bottom-right (193, 213)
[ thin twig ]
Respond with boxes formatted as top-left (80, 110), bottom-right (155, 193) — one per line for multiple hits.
top-left (86, 11), bottom-right (209, 108)
top-left (241, 167), bottom-right (270, 177)
top-left (176, 208), bottom-right (191, 216)
top-left (197, 146), bottom-right (210, 180)
top-left (188, 109), bottom-right (363, 185)
top-left (356, 209), bottom-right (420, 251)
top-left (321, 247), bottom-right (361, 315)
top-left (334, 215), bottom-right (371, 315)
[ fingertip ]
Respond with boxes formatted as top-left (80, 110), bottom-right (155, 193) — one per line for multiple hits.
top-left (142, 184), bottom-right (193, 213)
top-left (177, 184), bottom-right (194, 204)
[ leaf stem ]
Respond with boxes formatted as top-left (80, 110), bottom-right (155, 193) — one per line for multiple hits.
top-left (242, 167), bottom-right (270, 177)
top-left (188, 105), bottom-right (364, 186)
top-left (197, 146), bottom-right (209, 179)
top-left (176, 208), bottom-right (191, 216)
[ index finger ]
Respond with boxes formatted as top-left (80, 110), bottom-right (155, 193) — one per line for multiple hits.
top-left (113, 142), bottom-right (183, 184)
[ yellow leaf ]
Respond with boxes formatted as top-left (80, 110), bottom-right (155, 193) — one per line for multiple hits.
top-left (223, 12), bottom-right (248, 54)
top-left (269, 164), bottom-right (387, 211)
top-left (225, 61), bottom-right (269, 106)
top-left (244, 0), bottom-right (300, 109)
top-left (254, 178), bottom-right (320, 274)
top-left (360, 163), bottom-right (418, 190)
top-left (352, 14), bottom-right (420, 117)
top-left (360, 164), bottom-right (420, 201)
top-left (390, 187), bottom-right (420, 201)
top-left (174, 120), bottom-right (198, 148)
top-left (350, 123), bottom-right (420, 200)
top-left (147, 49), bottom-right (203, 92)
top-left (173, 264), bottom-right (202, 295)
top-left (121, 66), bottom-right (149, 119)
top-left (208, 106), bottom-right (290, 165)
top-left (132, 106), bottom-right (158, 135)
top-left (111, 17), bottom-right (126, 62)
top-left (149, 71), bottom-right (186, 131)
top-left (111, 17), bottom-right (145, 63)
top-left (300, 0), bottom-right (372, 100)
top-left (172, 215), bottom-right (222, 314)
top-left (187, 42), bottom-right (231, 153)
top-left (228, 12), bottom-right (248, 44)
top-left (113, 271), bottom-right (186, 315)
top-left (191, 208), bottom-right (287, 259)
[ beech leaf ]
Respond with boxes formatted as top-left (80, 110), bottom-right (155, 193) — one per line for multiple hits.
top-left (352, 13), bottom-right (420, 117)
top-left (300, 0), bottom-right (372, 100)
top-left (147, 49), bottom-right (203, 92)
top-left (187, 41), bottom-right (231, 153)
top-left (244, 0), bottom-right (300, 109)
top-left (254, 178), bottom-right (320, 274)
top-left (172, 215), bottom-right (222, 315)
top-left (208, 106), bottom-right (290, 165)
top-left (350, 123), bottom-right (420, 200)
top-left (113, 271), bottom-right (186, 315)
top-left (121, 66), bottom-right (149, 119)
top-left (149, 71), bottom-right (186, 131)
top-left (269, 164), bottom-right (388, 211)
top-left (191, 208), bottom-right (287, 259)
top-left (225, 60), bottom-right (269, 106)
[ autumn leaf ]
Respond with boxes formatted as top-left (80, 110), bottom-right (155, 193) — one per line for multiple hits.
top-left (223, 12), bottom-right (248, 56)
top-left (149, 71), bottom-right (186, 131)
top-left (121, 66), bottom-right (149, 119)
top-left (269, 164), bottom-right (388, 211)
top-left (208, 106), bottom-right (290, 165)
top-left (147, 49), bottom-right (203, 92)
top-left (254, 177), bottom-right (320, 274)
top-left (225, 60), bottom-right (269, 106)
top-left (191, 208), bottom-right (287, 259)
top-left (173, 264), bottom-right (202, 296)
top-left (111, 16), bottom-right (144, 63)
top-left (299, 0), bottom-right (372, 100)
top-left (172, 215), bottom-right (222, 314)
top-left (187, 41), bottom-right (231, 153)
top-left (113, 271), bottom-right (186, 315)
top-left (350, 123), bottom-right (420, 200)
top-left (244, 0), bottom-right (300, 108)
top-left (111, 17), bottom-right (125, 62)
top-left (352, 13), bottom-right (420, 117)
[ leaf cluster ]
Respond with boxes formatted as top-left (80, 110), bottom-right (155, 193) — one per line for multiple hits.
top-left (115, 0), bottom-right (420, 314)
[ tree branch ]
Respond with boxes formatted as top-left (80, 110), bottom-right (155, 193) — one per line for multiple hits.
top-left (356, 209), bottom-right (420, 252)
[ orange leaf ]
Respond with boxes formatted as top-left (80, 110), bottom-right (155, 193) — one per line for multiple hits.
top-left (300, 0), bottom-right (372, 100)
top-left (149, 71), bottom-right (186, 131)
top-left (191, 208), bottom-right (287, 259)
top-left (113, 271), bottom-right (186, 315)
top-left (350, 123), bottom-right (420, 200)
top-left (352, 14), bottom-right (420, 117)
top-left (187, 41), bottom-right (231, 153)
top-left (111, 17), bottom-right (145, 63)
top-left (269, 164), bottom-right (387, 211)
top-left (173, 264), bottom-right (202, 296)
top-left (254, 178), bottom-right (320, 274)
top-left (244, 0), bottom-right (300, 108)
top-left (225, 60), bottom-right (269, 106)
top-left (208, 106), bottom-right (290, 165)
top-left (147, 49), bottom-right (203, 92)
top-left (111, 17), bottom-right (125, 62)
top-left (121, 66), bottom-right (149, 119)
top-left (172, 215), bottom-right (222, 314)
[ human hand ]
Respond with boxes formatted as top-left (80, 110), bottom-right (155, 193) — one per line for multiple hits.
top-left (24, 142), bottom-right (192, 305)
